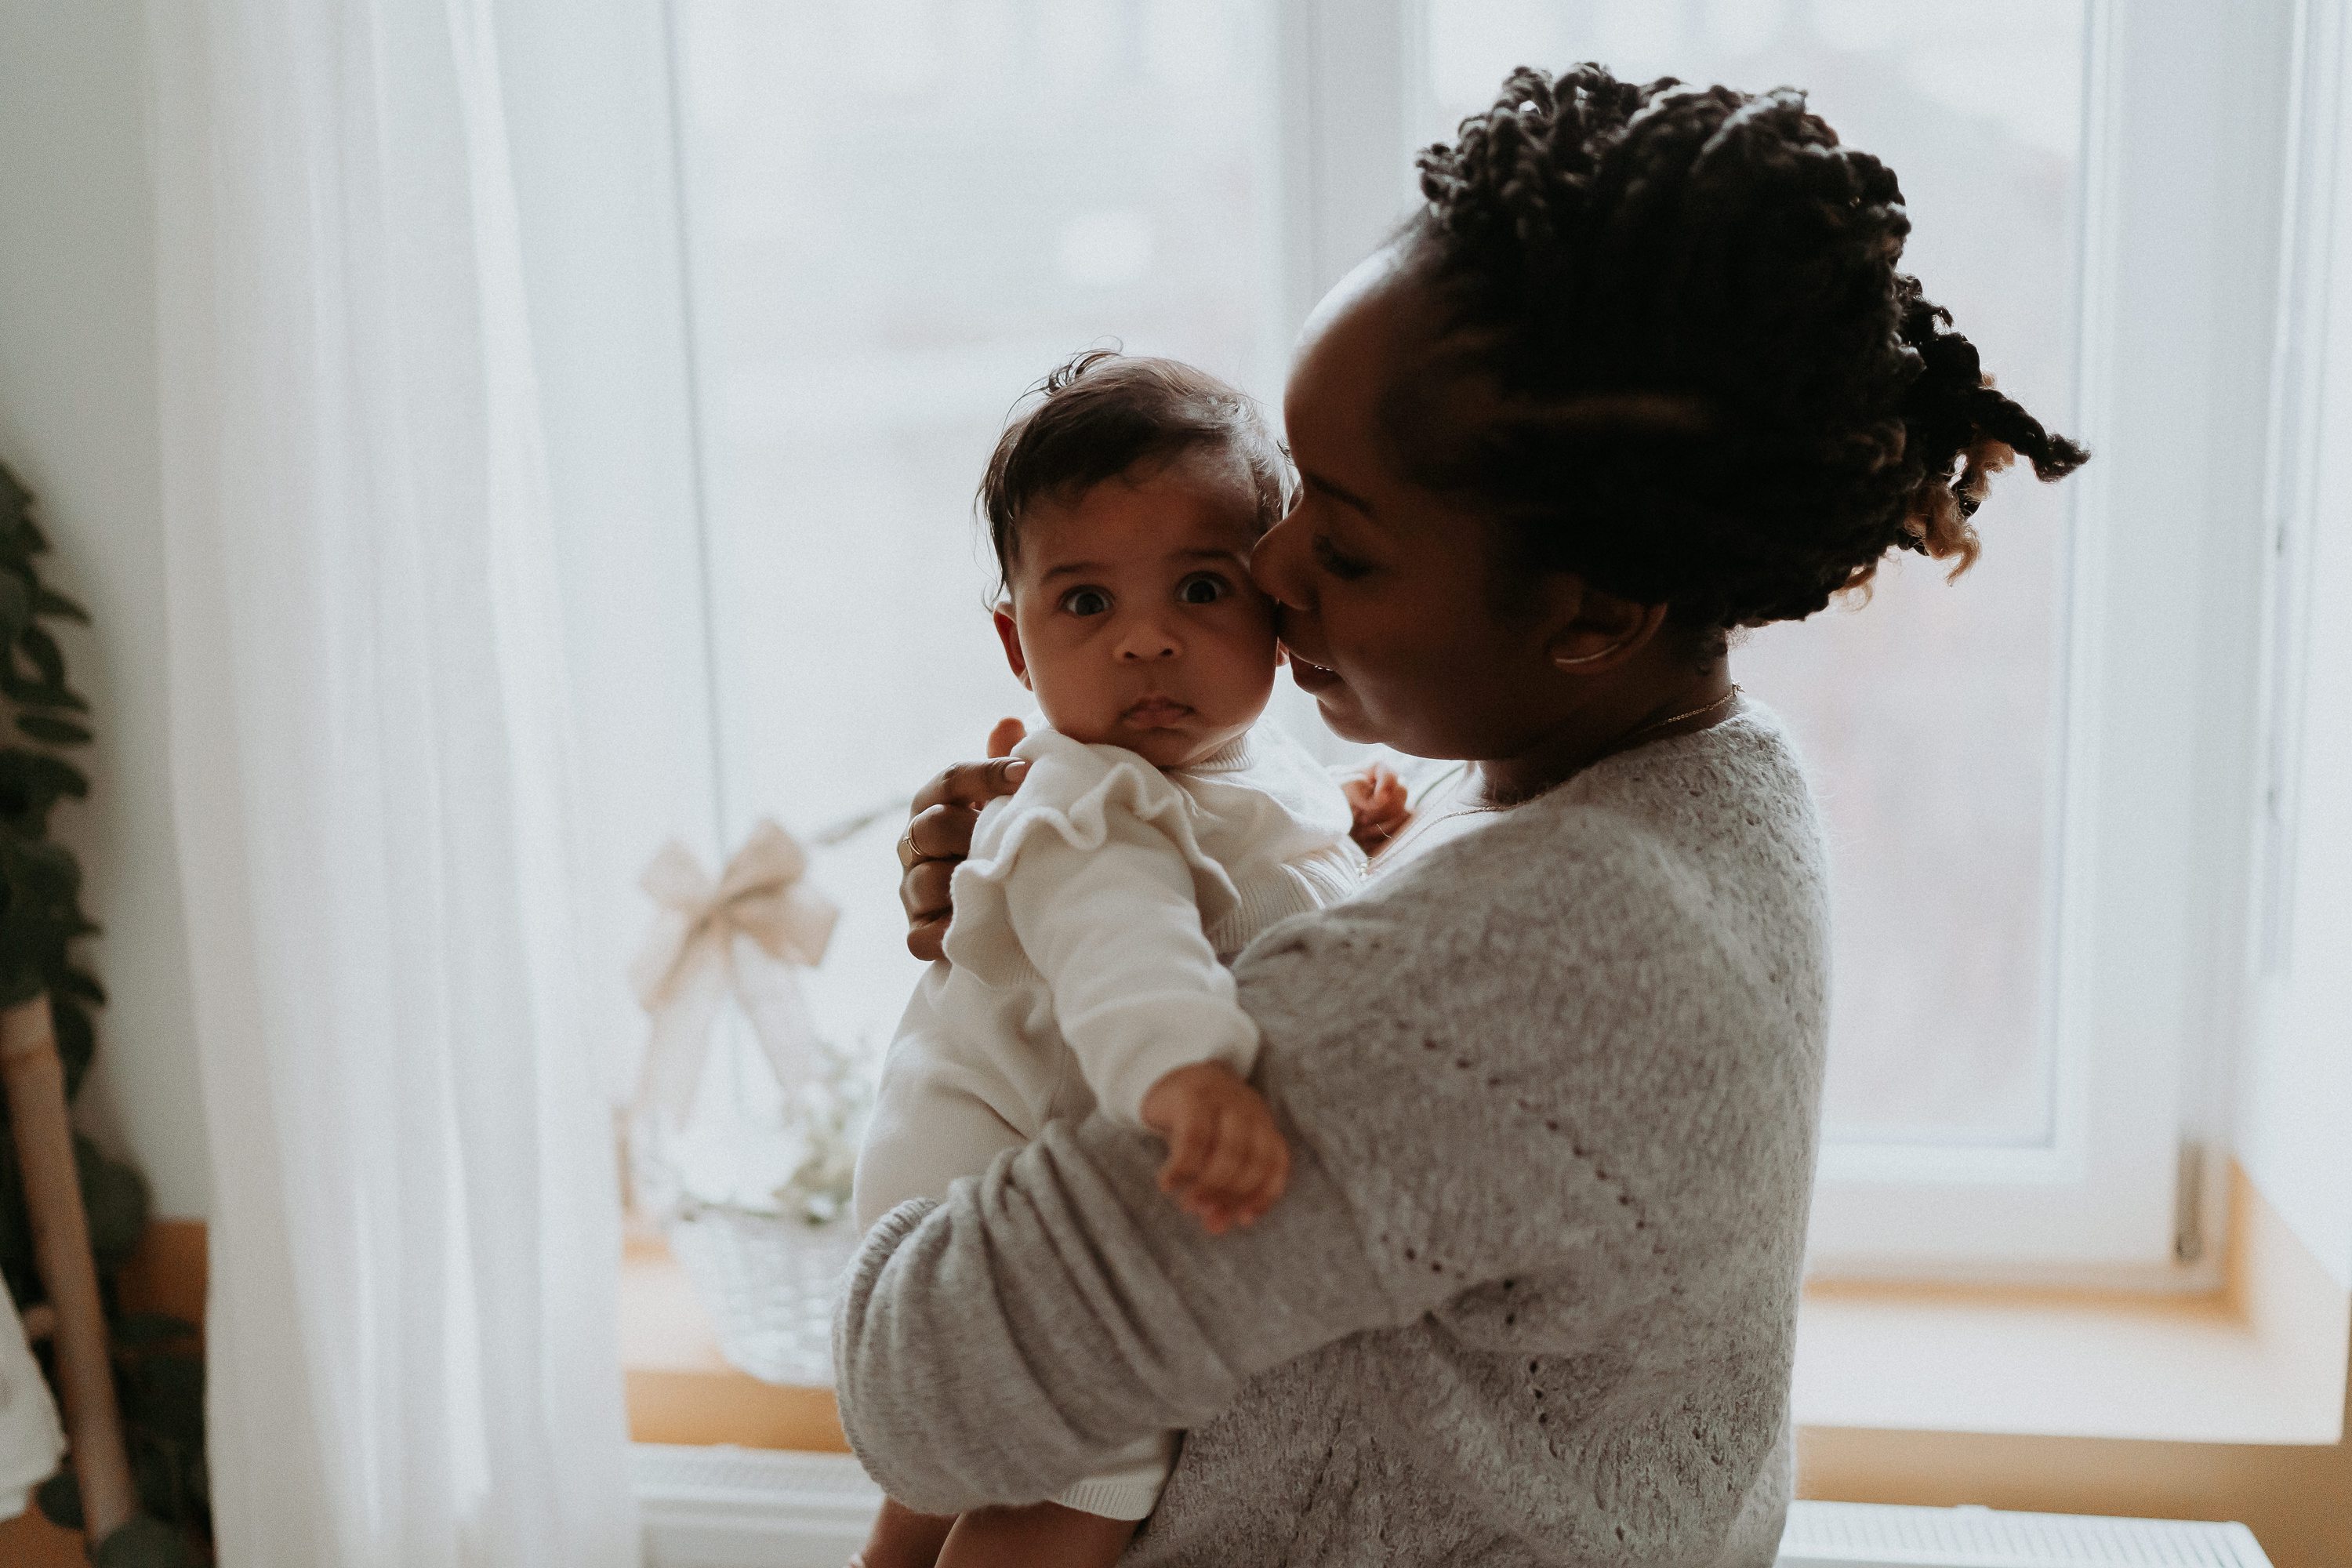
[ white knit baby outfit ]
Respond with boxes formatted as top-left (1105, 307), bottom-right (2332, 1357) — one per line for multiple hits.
top-left (853, 721), bottom-right (1362, 1520)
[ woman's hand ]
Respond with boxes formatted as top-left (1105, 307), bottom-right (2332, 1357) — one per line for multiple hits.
top-left (899, 717), bottom-right (1031, 960)
top-left (1138, 1061), bottom-right (1291, 1234)
top-left (1342, 763), bottom-right (1410, 856)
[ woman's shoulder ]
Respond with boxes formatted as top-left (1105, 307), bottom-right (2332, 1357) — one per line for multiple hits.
top-left (1247, 705), bottom-right (1825, 992)
top-left (1399, 706), bottom-right (1811, 880)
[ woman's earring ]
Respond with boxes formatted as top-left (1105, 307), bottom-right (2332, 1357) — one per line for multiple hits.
top-left (1551, 646), bottom-right (1615, 669)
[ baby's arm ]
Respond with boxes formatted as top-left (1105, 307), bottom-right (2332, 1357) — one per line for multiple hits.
top-left (1139, 1061), bottom-right (1288, 1234)
top-left (1000, 811), bottom-right (1287, 1231)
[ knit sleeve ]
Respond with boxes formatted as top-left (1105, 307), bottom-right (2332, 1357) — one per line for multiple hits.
top-left (831, 1111), bottom-right (1403, 1514)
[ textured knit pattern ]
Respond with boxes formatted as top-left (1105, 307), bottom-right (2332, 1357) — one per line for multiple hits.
top-left (835, 708), bottom-right (1830, 1567)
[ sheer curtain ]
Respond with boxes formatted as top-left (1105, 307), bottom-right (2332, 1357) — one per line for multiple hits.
top-left (149, 2), bottom-right (638, 1563)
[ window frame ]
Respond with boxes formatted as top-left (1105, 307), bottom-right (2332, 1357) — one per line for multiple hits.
top-left (1294, 0), bottom-right (2310, 1283)
top-left (583, 0), bottom-right (2321, 1289)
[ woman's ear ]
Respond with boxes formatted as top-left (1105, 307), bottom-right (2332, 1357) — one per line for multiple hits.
top-left (1545, 581), bottom-right (1671, 673)
top-left (993, 602), bottom-right (1032, 689)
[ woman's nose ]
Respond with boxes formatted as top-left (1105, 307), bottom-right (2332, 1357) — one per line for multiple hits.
top-left (1250, 511), bottom-right (1313, 612)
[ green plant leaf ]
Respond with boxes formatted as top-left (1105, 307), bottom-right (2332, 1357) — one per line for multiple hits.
top-left (74, 1135), bottom-right (148, 1273)
top-left (53, 996), bottom-right (93, 1100)
top-left (0, 963), bottom-right (44, 1010)
top-left (15, 712), bottom-right (89, 746)
top-left (0, 749), bottom-right (91, 831)
top-left (34, 1464), bottom-right (82, 1530)
top-left (58, 964), bottom-right (104, 1005)
top-left (111, 1312), bottom-right (198, 1348)
top-left (120, 1352), bottom-right (204, 1446)
top-left (3, 673), bottom-right (92, 713)
top-left (0, 463), bottom-right (31, 531)
top-left (34, 586), bottom-right (90, 625)
top-left (0, 575), bottom-right (30, 647)
top-left (93, 1514), bottom-right (198, 1568)
top-left (17, 621), bottom-right (64, 686)
top-left (128, 1434), bottom-right (180, 1524)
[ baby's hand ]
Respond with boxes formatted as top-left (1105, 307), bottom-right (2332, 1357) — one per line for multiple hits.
top-left (1342, 763), bottom-right (1410, 855)
top-left (1138, 1062), bottom-right (1290, 1234)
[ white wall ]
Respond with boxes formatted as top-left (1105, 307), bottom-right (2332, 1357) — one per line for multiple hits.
top-left (0, 1), bottom-right (212, 1219)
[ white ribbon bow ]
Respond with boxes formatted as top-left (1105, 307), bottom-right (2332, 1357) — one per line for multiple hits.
top-left (630, 819), bottom-right (839, 1126)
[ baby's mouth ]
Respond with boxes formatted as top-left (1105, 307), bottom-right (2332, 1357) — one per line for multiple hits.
top-left (1123, 697), bottom-right (1194, 726)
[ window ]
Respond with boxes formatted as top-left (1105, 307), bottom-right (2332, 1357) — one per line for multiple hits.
top-left (1405, 2), bottom-right (2102, 1263)
top-left (615, 0), bottom-right (2297, 1279)
top-left (655, 0), bottom-right (1297, 1203)
top-left (1415, 0), bottom-right (2091, 1156)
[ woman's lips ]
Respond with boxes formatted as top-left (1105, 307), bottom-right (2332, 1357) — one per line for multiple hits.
top-left (1283, 646), bottom-right (1343, 694)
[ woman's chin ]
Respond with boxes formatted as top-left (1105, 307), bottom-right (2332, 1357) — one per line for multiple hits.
top-left (1289, 666), bottom-right (1381, 743)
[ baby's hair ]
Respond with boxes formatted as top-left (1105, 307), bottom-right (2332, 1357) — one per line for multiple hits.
top-left (978, 350), bottom-right (1292, 594)
top-left (1399, 64), bottom-right (2089, 630)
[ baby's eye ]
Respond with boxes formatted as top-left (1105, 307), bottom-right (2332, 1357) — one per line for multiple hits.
top-left (1059, 586), bottom-right (1112, 617)
top-left (1312, 534), bottom-right (1373, 582)
top-left (1176, 573), bottom-right (1229, 606)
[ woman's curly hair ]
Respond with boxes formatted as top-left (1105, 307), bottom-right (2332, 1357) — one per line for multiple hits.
top-left (1396, 64), bottom-right (2087, 630)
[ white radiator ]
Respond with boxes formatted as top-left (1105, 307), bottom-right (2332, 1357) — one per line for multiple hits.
top-left (1780, 1501), bottom-right (2274, 1568)
top-left (632, 1446), bottom-right (2278, 1568)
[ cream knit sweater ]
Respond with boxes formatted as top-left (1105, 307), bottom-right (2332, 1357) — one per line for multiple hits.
top-left (852, 723), bottom-right (1361, 1232)
top-left (836, 707), bottom-right (1830, 1566)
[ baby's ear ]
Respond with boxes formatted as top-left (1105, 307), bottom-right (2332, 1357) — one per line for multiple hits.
top-left (992, 601), bottom-right (1031, 689)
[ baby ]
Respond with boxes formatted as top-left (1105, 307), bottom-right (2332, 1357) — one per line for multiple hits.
top-left (848, 352), bottom-right (1374, 1568)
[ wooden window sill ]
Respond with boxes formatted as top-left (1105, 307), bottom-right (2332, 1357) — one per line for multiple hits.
top-left (1793, 1164), bottom-right (2349, 1446)
top-left (626, 1167), bottom-right (2348, 1454)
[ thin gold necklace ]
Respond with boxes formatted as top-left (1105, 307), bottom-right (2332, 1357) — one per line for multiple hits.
top-left (1374, 687), bottom-right (1745, 864)
top-left (1465, 684), bottom-right (1744, 817)
top-left (1619, 684), bottom-right (1743, 747)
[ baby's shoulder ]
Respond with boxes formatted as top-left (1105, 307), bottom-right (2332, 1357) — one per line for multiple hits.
top-left (978, 730), bottom-right (1189, 843)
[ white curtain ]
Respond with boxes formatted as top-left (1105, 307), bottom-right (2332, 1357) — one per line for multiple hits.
top-left (148, 2), bottom-right (639, 1563)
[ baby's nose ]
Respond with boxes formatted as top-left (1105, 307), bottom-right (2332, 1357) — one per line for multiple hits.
top-left (1114, 615), bottom-right (1181, 660)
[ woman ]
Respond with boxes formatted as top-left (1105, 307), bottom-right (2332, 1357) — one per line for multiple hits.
top-left (840, 66), bottom-right (2084, 1566)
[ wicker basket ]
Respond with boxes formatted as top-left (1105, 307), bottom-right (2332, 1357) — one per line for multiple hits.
top-left (666, 1200), bottom-right (863, 1386)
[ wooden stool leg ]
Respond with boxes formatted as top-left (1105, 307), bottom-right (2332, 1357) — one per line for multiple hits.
top-left (1, 994), bottom-right (136, 1541)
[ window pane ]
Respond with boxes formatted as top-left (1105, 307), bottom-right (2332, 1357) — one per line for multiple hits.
top-left (1421, 1), bottom-right (2087, 1146)
top-left (670, 0), bottom-right (1286, 1199)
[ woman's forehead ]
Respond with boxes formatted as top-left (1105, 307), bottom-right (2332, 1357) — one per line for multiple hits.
top-left (1284, 251), bottom-right (1438, 454)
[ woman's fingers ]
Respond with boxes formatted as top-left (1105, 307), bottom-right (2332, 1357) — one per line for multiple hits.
top-left (905, 801), bottom-right (978, 866)
top-left (898, 755), bottom-right (1029, 955)
top-left (910, 755), bottom-right (1030, 817)
top-left (906, 914), bottom-right (949, 964)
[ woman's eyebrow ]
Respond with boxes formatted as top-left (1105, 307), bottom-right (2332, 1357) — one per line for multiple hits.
top-left (1302, 471), bottom-right (1377, 518)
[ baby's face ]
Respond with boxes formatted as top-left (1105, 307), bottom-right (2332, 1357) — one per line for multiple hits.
top-left (997, 452), bottom-right (1279, 769)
